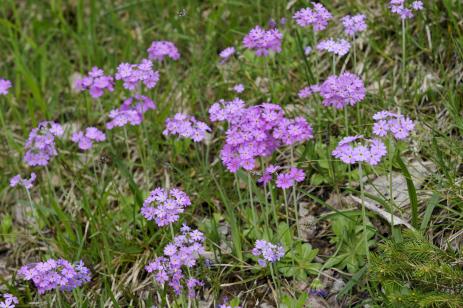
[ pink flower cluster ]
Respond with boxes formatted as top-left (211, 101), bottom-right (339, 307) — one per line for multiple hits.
top-left (106, 95), bottom-right (156, 129)
top-left (252, 240), bottom-right (285, 267)
top-left (276, 167), bottom-right (305, 189)
top-left (233, 84), bottom-right (244, 93)
top-left (24, 121), bottom-right (63, 167)
top-left (141, 187), bottom-right (191, 227)
top-left (300, 72), bottom-right (366, 109)
top-left (209, 99), bottom-right (313, 172)
top-left (316, 38), bottom-right (351, 56)
top-left (18, 259), bottom-right (91, 294)
top-left (219, 47), bottom-right (236, 62)
top-left (258, 165), bottom-right (305, 189)
top-left (292, 2), bottom-right (332, 32)
top-left (75, 67), bottom-right (114, 98)
top-left (332, 135), bottom-right (387, 166)
top-left (0, 78), bottom-right (12, 95)
top-left (10, 173), bottom-right (36, 189)
top-left (243, 26), bottom-right (283, 57)
top-left (145, 225), bottom-right (205, 297)
top-left (372, 111), bottom-right (415, 139)
top-left (163, 113), bottom-right (211, 142)
top-left (390, 0), bottom-right (424, 20)
top-left (341, 14), bottom-right (367, 37)
top-left (71, 127), bottom-right (106, 150)
top-left (0, 293), bottom-right (18, 308)
top-left (115, 59), bottom-right (160, 91)
top-left (147, 40), bottom-right (180, 62)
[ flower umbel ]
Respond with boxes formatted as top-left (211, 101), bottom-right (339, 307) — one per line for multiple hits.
top-left (147, 40), bottom-right (180, 61)
top-left (10, 173), bottom-right (36, 189)
top-left (23, 121), bottom-right (63, 167)
top-left (243, 26), bottom-right (283, 57)
top-left (252, 240), bottom-right (285, 266)
top-left (75, 67), bottom-right (114, 99)
top-left (163, 113), bottom-right (211, 142)
top-left (145, 226), bottom-right (205, 297)
top-left (332, 135), bottom-right (387, 166)
top-left (141, 187), bottom-right (191, 227)
top-left (18, 259), bottom-right (91, 294)
top-left (372, 111), bottom-right (415, 140)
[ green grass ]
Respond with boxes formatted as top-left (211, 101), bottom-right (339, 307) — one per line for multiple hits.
top-left (0, 0), bottom-right (462, 307)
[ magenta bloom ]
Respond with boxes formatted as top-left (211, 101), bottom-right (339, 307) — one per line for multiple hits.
top-left (275, 167), bottom-right (305, 189)
top-left (258, 165), bottom-right (280, 185)
top-left (252, 240), bottom-right (285, 266)
top-left (372, 111), bottom-right (415, 140)
top-left (163, 113), bottom-right (210, 142)
top-left (71, 127), bottom-right (106, 150)
top-left (341, 14), bottom-right (367, 37)
top-left (18, 259), bottom-right (91, 294)
top-left (0, 79), bottom-right (12, 95)
top-left (0, 293), bottom-right (18, 308)
top-left (141, 188), bottom-right (191, 227)
top-left (243, 26), bottom-right (282, 57)
top-left (24, 121), bottom-right (63, 167)
top-left (75, 67), bottom-right (114, 98)
top-left (10, 173), bottom-right (36, 190)
top-left (145, 226), bottom-right (205, 297)
top-left (106, 95), bottom-right (156, 129)
top-left (317, 38), bottom-right (351, 57)
top-left (115, 59), bottom-right (160, 90)
top-left (233, 84), bottom-right (244, 93)
top-left (332, 135), bottom-right (387, 166)
top-left (390, 0), bottom-right (423, 20)
top-left (219, 47), bottom-right (236, 62)
top-left (209, 100), bottom-right (313, 173)
top-left (292, 2), bottom-right (332, 32)
top-left (147, 41), bottom-right (180, 61)
top-left (301, 72), bottom-right (365, 109)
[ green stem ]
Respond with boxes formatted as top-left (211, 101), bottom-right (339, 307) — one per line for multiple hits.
top-left (358, 164), bottom-right (370, 264)
top-left (290, 148), bottom-right (300, 238)
top-left (248, 173), bottom-right (258, 237)
top-left (401, 19), bottom-right (407, 88)
top-left (270, 263), bottom-right (280, 303)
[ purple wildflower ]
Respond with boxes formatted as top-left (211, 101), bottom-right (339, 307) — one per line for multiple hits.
top-left (280, 17), bottom-right (287, 25)
top-left (75, 67), bottom-right (114, 98)
top-left (332, 136), bottom-right (387, 166)
top-left (219, 47), bottom-right (236, 62)
top-left (258, 165), bottom-right (279, 185)
top-left (317, 38), bottom-right (351, 57)
top-left (10, 173), bottom-right (36, 190)
top-left (0, 293), bottom-right (18, 308)
top-left (24, 121), bottom-right (63, 167)
top-left (115, 59), bottom-right (160, 91)
top-left (145, 227), bottom-right (205, 297)
top-left (372, 111), bottom-right (415, 140)
top-left (292, 2), bottom-right (332, 32)
top-left (147, 41), bottom-right (180, 61)
top-left (275, 167), bottom-right (305, 189)
top-left (18, 259), bottom-right (91, 294)
top-left (163, 113), bottom-right (210, 142)
top-left (341, 14), bottom-right (367, 37)
top-left (252, 240), bottom-right (285, 266)
top-left (390, 0), bottom-right (423, 20)
top-left (304, 46), bottom-right (313, 55)
top-left (0, 79), bottom-right (12, 95)
top-left (71, 127), bottom-right (106, 150)
top-left (141, 188), bottom-right (191, 227)
top-left (302, 72), bottom-right (365, 109)
top-left (106, 95), bottom-right (156, 129)
top-left (243, 26), bottom-right (282, 57)
top-left (209, 100), bottom-right (313, 173)
top-left (233, 84), bottom-right (244, 93)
